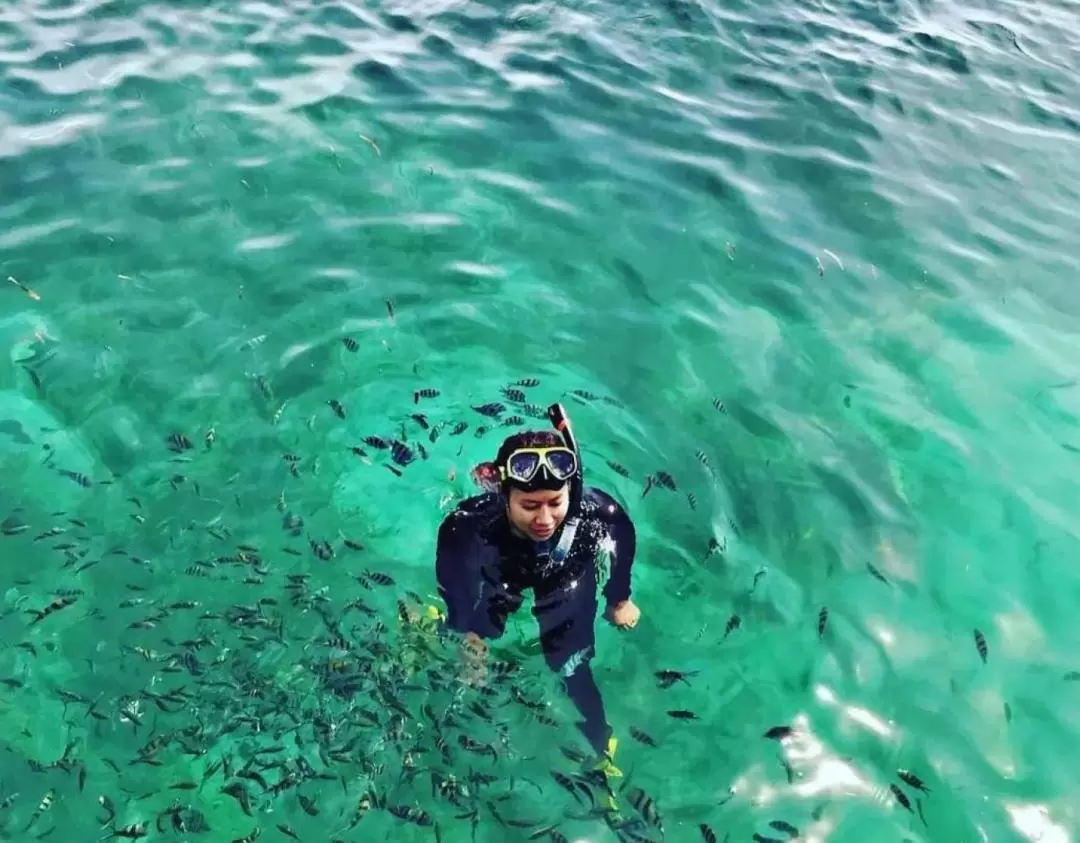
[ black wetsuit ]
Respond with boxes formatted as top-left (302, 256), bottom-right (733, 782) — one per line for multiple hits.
top-left (435, 486), bottom-right (637, 754)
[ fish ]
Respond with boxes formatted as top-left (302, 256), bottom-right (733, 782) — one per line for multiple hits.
top-left (450, 421), bottom-right (468, 435)
top-left (769, 819), bottom-right (799, 838)
top-left (414, 388), bottom-right (440, 402)
top-left (654, 471), bottom-right (676, 490)
top-left (606, 460), bottom-right (630, 478)
top-left (866, 563), bottom-right (890, 584)
top-left (328, 399), bottom-right (346, 419)
top-left (502, 387), bottom-right (527, 403)
top-left (559, 745), bottom-right (589, 764)
top-left (8, 274), bottom-right (41, 300)
top-left (764, 725), bottom-right (793, 741)
top-left (342, 337), bottom-right (358, 352)
top-left (818, 606), bottom-right (829, 637)
top-left (389, 804), bottom-right (433, 826)
top-left (110, 824), bottom-right (149, 839)
top-left (385, 299), bottom-right (395, 321)
top-left (97, 795), bottom-right (116, 826)
top-left (168, 433), bottom-right (193, 452)
top-left (890, 783), bottom-right (913, 813)
top-left (722, 614), bottom-right (740, 640)
top-left (629, 727), bottom-right (656, 747)
top-left (712, 398), bottom-right (725, 412)
top-left (7, 382), bottom-right (731, 843)
top-left (516, 378), bottom-right (540, 387)
top-left (472, 403), bottom-right (505, 418)
top-left (667, 709), bottom-right (697, 720)
top-left (26, 594), bottom-right (78, 625)
top-left (974, 629), bottom-right (988, 663)
top-left (655, 669), bottom-right (698, 689)
top-left (897, 769), bottom-right (930, 793)
top-left (625, 786), bottom-right (663, 832)
top-left (364, 436), bottom-right (390, 449)
top-left (23, 788), bottom-right (55, 831)
top-left (457, 734), bottom-right (496, 761)
top-left (1, 512), bottom-right (28, 536)
top-left (59, 469), bottom-right (92, 487)
top-left (390, 442), bottom-right (415, 467)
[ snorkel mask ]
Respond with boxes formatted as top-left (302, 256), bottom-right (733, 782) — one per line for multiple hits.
top-left (500, 445), bottom-right (577, 490)
top-left (471, 403), bottom-right (584, 508)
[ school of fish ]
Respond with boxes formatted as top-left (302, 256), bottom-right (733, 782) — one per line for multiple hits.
top-left (2, 319), bottom-right (983, 842)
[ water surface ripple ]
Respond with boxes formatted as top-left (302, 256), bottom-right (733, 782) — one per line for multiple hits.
top-left (1, 0), bottom-right (1078, 840)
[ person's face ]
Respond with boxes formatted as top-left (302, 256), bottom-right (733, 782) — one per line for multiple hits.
top-left (506, 485), bottom-right (569, 541)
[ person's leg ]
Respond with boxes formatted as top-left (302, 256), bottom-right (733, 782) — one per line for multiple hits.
top-left (533, 580), bottom-right (613, 758)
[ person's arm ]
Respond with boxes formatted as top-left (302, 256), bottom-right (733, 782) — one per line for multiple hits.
top-left (435, 515), bottom-right (479, 634)
top-left (435, 510), bottom-right (497, 685)
top-left (601, 500), bottom-right (637, 608)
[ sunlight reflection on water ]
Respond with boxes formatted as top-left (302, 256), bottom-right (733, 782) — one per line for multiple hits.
top-left (1007, 803), bottom-right (1071, 843)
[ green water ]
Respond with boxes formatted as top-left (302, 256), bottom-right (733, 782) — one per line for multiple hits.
top-left (2, 0), bottom-right (1080, 840)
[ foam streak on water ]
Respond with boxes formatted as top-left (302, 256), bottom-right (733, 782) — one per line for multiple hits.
top-left (0, 0), bottom-right (1078, 841)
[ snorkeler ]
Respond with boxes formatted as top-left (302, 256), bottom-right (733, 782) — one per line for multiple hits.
top-left (434, 403), bottom-right (640, 774)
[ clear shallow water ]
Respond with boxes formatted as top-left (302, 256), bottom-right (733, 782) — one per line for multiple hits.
top-left (1, 0), bottom-right (1079, 840)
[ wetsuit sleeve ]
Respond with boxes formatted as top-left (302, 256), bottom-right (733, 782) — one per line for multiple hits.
top-left (435, 515), bottom-right (480, 634)
top-left (601, 500), bottom-right (637, 606)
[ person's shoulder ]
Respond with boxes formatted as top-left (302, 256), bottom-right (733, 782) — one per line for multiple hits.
top-left (441, 493), bottom-right (500, 528)
top-left (582, 486), bottom-right (630, 523)
top-left (438, 494), bottom-right (502, 553)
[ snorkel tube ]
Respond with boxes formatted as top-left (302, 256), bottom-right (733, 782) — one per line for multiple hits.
top-left (547, 402), bottom-right (584, 514)
top-left (546, 402), bottom-right (579, 462)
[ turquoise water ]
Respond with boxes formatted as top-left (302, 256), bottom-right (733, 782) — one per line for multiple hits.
top-left (2, 0), bottom-right (1080, 840)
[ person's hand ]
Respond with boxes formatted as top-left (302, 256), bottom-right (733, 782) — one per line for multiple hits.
top-left (605, 600), bottom-right (640, 630)
top-left (459, 632), bottom-right (488, 686)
